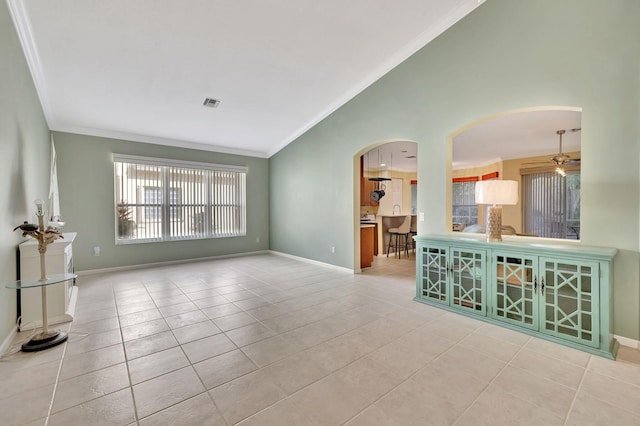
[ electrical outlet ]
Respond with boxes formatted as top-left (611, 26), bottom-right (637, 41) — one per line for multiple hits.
top-left (331, 246), bottom-right (336, 253)
top-left (93, 246), bottom-right (101, 256)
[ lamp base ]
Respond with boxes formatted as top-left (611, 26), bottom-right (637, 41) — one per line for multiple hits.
top-left (486, 205), bottom-right (503, 242)
top-left (21, 330), bottom-right (68, 352)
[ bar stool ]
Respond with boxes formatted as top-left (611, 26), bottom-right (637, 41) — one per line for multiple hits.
top-left (387, 215), bottom-right (412, 258)
top-left (409, 221), bottom-right (417, 253)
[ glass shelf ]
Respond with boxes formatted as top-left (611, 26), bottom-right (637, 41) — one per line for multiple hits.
top-left (5, 273), bottom-right (77, 290)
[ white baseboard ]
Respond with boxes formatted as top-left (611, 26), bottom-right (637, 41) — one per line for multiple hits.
top-left (614, 334), bottom-right (640, 349)
top-left (269, 250), bottom-right (354, 274)
top-left (76, 250), bottom-right (271, 276)
top-left (0, 325), bottom-right (18, 357)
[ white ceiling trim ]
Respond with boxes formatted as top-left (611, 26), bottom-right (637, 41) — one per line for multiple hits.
top-left (7, 0), bottom-right (54, 126)
top-left (56, 124), bottom-right (269, 158)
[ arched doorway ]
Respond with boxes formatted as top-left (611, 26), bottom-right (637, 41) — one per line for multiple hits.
top-left (353, 140), bottom-right (418, 277)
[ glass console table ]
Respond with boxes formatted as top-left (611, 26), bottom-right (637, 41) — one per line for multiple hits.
top-left (6, 273), bottom-right (77, 352)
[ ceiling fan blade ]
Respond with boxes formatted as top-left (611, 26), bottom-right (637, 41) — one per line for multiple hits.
top-left (565, 159), bottom-right (581, 165)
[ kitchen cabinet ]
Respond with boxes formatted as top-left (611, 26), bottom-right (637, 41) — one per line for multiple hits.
top-left (360, 225), bottom-right (375, 268)
top-left (414, 234), bottom-right (617, 358)
top-left (360, 157), bottom-right (379, 206)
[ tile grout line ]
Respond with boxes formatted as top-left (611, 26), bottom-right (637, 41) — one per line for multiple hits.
top-left (562, 354), bottom-right (591, 426)
top-left (450, 333), bottom-right (534, 426)
top-left (44, 325), bottom-right (70, 425)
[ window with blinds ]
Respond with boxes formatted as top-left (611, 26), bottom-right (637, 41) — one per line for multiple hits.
top-left (452, 181), bottom-right (478, 226)
top-left (521, 170), bottom-right (580, 239)
top-left (114, 154), bottom-right (247, 243)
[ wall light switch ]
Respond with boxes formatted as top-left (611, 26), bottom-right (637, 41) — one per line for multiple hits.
top-left (419, 212), bottom-right (425, 221)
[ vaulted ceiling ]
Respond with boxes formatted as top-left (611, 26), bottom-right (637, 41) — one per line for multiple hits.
top-left (9, 0), bottom-right (486, 158)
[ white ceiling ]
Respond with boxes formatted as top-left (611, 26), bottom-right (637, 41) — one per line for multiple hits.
top-left (9, 0), bottom-right (486, 158)
top-left (453, 109), bottom-right (582, 169)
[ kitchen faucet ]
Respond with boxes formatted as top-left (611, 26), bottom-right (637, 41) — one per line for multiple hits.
top-left (393, 204), bottom-right (401, 215)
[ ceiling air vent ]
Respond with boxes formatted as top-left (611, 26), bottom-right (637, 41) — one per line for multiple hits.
top-left (203, 98), bottom-right (221, 108)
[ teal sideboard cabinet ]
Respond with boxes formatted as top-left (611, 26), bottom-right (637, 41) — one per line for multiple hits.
top-left (413, 234), bottom-right (618, 359)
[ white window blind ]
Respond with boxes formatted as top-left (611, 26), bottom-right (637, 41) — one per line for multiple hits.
top-left (114, 155), bottom-right (247, 243)
top-left (522, 170), bottom-right (580, 239)
top-left (452, 181), bottom-right (478, 226)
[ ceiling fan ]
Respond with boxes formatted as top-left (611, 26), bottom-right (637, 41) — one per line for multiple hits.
top-left (523, 128), bottom-right (581, 175)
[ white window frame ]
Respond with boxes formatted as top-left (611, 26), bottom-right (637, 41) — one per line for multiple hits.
top-left (114, 154), bottom-right (247, 244)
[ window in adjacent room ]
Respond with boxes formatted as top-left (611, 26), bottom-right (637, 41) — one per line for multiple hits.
top-left (452, 177), bottom-right (479, 228)
top-left (522, 169), bottom-right (580, 239)
top-left (114, 154), bottom-right (247, 243)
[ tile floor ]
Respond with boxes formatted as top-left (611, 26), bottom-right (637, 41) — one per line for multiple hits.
top-left (1, 253), bottom-right (640, 425)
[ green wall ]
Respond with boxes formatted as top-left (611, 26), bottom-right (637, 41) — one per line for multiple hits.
top-left (0, 2), bottom-right (51, 342)
top-left (270, 0), bottom-right (640, 339)
top-left (52, 132), bottom-right (269, 271)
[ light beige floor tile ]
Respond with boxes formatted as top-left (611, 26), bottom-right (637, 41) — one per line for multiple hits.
top-left (121, 317), bottom-right (169, 342)
top-left (566, 389), bottom-right (640, 425)
top-left (59, 343), bottom-right (125, 381)
top-left (428, 345), bottom-right (506, 384)
top-left (455, 386), bottom-right (564, 426)
top-left (213, 311), bottom-right (258, 331)
top-left (223, 290), bottom-right (255, 302)
top-left (172, 320), bottom-right (222, 344)
top-left (138, 393), bottom-right (226, 426)
top-left (48, 388), bottom-right (136, 426)
top-left (52, 363), bottom-right (130, 413)
top-left (0, 384), bottom-right (54, 425)
top-left (65, 328), bottom-right (122, 356)
top-left (128, 346), bottom-right (189, 384)
top-left (233, 296), bottom-right (270, 310)
top-left (0, 358), bottom-right (60, 397)
top-left (152, 293), bottom-right (190, 307)
top-left (182, 333), bottom-right (237, 363)
top-left (287, 357), bottom-right (402, 426)
top-left (70, 316), bottom-right (120, 334)
top-left (124, 330), bottom-right (179, 360)
top-left (164, 309), bottom-right (209, 329)
top-left (344, 404), bottom-right (402, 426)
top-left (510, 347), bottom-right (585, 389)
top-left (118, 308), bottom-right (162, 327)
top-left (193, 295), bottom-right (231, 309)
top-left (237, 396), bottom-right (318, 426)
top-left (202, 302), bottom-right (243, 319)
top-left (209, 369), bottom-right (287, 424)
top-left (525, 337), bottom-right (591, 367)
top-left (459, 331), bottom-right (522, 362)
top-left (367, 329), bottom-right (456, 380)
top-left (260, 349), bottom-right (334, 395)
top-left (133, 366), bottom-right (205, 419)
top-left (225, 322), bottom-right (277, 347)
top-left (475, 322), bottom-right (532, 345)
top-left (117, 300), bottom-right (157, 316)
top-left (588, 352), bottom-right (640, 387)
top-left (490, 365), bottom-right (576, 418)
top-left (158, 301), bottom-right (199, 317)
top-left (579, 370), bottom-right (640, 415)
top-left (241, 335), bottom-right (304, 367)
top-left (194, 349), bottom-right (257, 389)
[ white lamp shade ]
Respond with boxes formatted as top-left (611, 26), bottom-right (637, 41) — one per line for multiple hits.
top-left (475, 180), bottom-right (519, 205)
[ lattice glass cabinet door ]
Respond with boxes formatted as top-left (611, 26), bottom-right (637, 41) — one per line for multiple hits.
top-left (450, 248), bottom-right (485, 315)
top-left (492, 254), bottom-right (538, 330)
top-left (539, 258), bottom-right (600, 347)
top-left (420, 245), bottom-right (448, 304)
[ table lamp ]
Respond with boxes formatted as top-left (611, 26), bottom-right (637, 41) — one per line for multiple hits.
top-left (475, 180), bottom-right (518, 242)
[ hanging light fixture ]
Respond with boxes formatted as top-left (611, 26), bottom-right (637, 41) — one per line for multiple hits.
top-left (368, 147), bottom-right (390, 201)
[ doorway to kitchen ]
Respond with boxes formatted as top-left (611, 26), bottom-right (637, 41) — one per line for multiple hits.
top-left (354, 140), bottom-right (418, 279)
